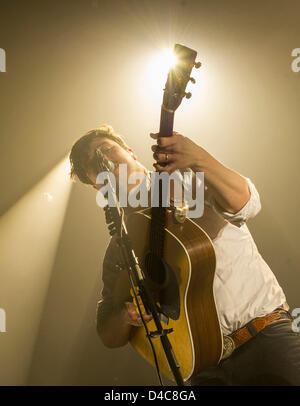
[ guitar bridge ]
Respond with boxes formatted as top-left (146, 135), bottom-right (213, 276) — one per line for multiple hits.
top-left (149, 328), bottom-right (174, 339)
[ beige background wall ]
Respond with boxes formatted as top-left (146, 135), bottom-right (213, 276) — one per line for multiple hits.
top-left (0, 0), bottom-right (299, 385)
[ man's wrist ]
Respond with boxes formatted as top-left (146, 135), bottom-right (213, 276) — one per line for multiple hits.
top-left (191, 149), bottom-right (216, 175)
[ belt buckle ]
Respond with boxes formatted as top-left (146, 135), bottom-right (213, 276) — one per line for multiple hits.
top-left (222, 335), bottom-right (236, 360)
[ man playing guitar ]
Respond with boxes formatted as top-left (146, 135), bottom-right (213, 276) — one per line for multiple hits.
top-left (69, 123), bottom-right (300, 385)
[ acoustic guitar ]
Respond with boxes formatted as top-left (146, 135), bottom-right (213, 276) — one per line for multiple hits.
top-left (127, 44), bottom-right (223, 382)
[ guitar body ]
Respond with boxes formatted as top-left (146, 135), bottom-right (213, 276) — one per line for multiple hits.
top-left (127, 209), bottom-right (223, 382)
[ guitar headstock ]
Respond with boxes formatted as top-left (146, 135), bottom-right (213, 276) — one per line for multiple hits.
top-left (162, 44), bottom-right (201, 112)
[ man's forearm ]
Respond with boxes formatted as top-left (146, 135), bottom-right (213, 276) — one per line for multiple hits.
top-left (192, 153), bottom-right (250, 214)
top-left (97, 307), bottom-right (133, 348)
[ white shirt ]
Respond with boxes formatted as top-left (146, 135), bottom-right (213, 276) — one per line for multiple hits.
top-left (196, 177), bottom-right (288, 335)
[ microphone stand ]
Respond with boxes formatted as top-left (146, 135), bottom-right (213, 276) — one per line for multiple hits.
top-left (96, 149), bottom-right (184, 386)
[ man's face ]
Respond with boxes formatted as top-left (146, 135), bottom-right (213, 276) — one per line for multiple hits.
top-left (86, 137), bottom-right (143, 190)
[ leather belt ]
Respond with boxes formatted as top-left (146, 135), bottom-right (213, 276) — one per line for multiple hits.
top-left (222, 308), bottom-right (292, 360)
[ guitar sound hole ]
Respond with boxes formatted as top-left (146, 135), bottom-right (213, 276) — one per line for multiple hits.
top-left (144, 253), bottom-right (167, 286)
top-left (143, 252), bottom-right (180, 320)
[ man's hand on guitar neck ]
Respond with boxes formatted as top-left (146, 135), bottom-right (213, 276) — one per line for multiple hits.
top-left (150, 131), bottom-right (250, 215)
top-left (151, 131), bottom-right (205, 173)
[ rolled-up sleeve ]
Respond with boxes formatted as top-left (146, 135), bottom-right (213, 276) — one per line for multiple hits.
top-left (210, 177), bottom-right (261, 227)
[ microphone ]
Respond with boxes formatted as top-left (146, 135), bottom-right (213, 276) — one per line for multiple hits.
top-left (95, 148), bottom-right (115, 173)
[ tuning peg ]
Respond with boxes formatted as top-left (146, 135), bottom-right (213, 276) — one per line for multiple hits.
top-left (185, 92), bottom-right (192, 99)
top-left (189, 77), bottom-right (196, 84)
top-left (194, 61), bottom-right (201, 69)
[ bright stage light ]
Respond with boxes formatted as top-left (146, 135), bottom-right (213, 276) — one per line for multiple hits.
top-left (143, 48), bottom-right (177, 104)
top-left (151, 48), bottom-right (177, 73)
top-left (147, 48), bottom-right (177, 82)
top-left (0, 156), bottom-right (72, 385)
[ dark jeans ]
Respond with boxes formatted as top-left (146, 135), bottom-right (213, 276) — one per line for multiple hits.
top-left (190, 320), bottom-right (300, 386)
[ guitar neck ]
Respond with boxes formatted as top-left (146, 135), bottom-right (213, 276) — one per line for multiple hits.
top-left (159, 106), bottom-right (175, 137)
top-left (149, 106), bottom-right (175, 256)
top-left (150, 43), bottom-right (199, 256)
